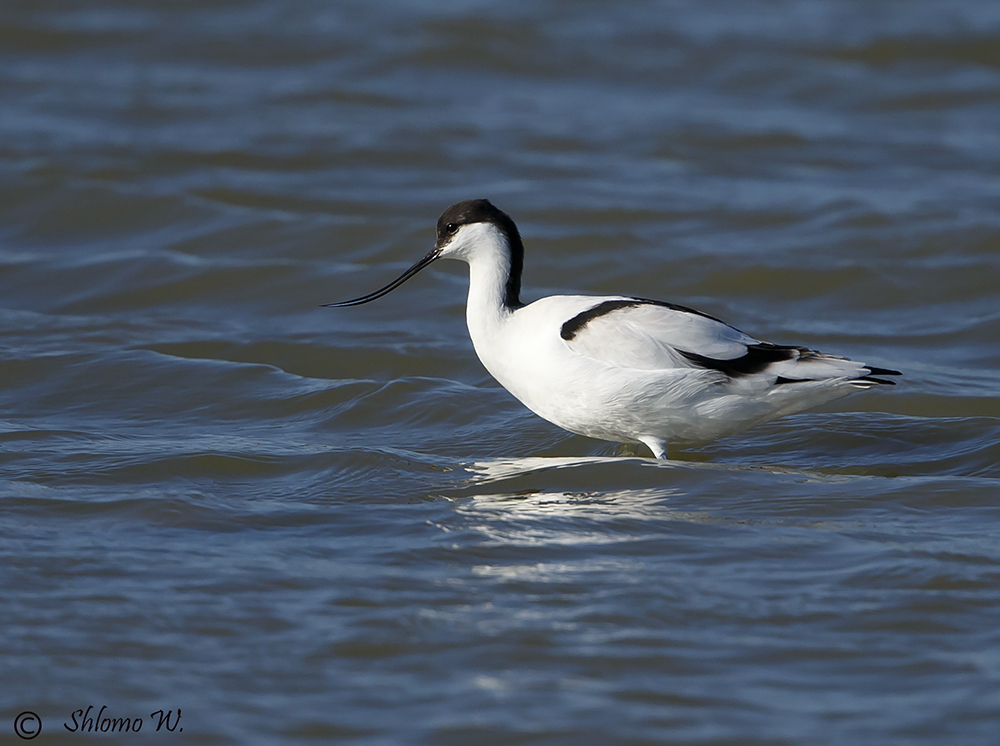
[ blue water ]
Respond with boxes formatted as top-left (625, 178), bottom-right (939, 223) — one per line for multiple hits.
top-left (2, 1), bottom-right (1000, 743)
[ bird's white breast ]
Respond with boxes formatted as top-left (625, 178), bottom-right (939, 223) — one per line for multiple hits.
top-left (467, 296), bottom-right (719, 442)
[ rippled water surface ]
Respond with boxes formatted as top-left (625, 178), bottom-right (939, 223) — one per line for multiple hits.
top-left (3, 1), bottom-right (1000, 743)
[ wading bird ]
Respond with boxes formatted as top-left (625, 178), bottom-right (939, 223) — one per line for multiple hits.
top-left (326, 199), bottom-right (899, 458)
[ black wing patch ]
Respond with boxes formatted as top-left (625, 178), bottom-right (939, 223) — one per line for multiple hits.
top-left (700, 354), bottom-right (900, 385)
top-left (864, 366), bottom-right (902, 378)
top-left (678, 343), bottom-right (802, 378)
top-left (561, 300), bottom-right (641, 340)
top-left (849, 373), bottom-right (899, 386)
top-left (560, 297), bottom-right (724, 341)
top-left (681, 346), bottom-right (900, 384)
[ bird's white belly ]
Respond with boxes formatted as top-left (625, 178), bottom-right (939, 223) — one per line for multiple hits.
top-left (472, 319), bottom-right (742, 444)
top-left (470, 306), bottom-right (855, 446)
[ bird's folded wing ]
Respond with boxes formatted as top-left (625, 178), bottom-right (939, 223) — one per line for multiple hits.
top-left (560, 298), bottom-right (759, 370)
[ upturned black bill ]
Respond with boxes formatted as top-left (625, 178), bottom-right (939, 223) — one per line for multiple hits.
top-left (322, 248), bottom-right (441, 307)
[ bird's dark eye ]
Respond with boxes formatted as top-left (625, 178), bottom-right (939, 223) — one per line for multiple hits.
top-left (446, 222), bottom-right (458, 234)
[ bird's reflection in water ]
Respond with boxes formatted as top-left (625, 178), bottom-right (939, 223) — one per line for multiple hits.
top-left (444, 456), bottom-right (720, 551)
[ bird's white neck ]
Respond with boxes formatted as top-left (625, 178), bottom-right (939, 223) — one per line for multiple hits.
top-left (455, 224), bottom-right (521, 349)
top-left (465, 246), bottom-right (515, 343)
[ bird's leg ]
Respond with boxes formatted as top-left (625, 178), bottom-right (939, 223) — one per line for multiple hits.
top-left (639, 436), bottom-right (668, 460)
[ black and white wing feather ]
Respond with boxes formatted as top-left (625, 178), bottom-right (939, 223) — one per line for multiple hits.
top-left (560, 298), bottom-right (899, 386)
